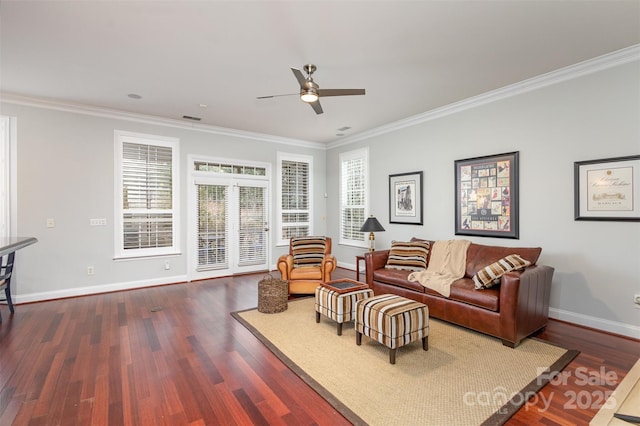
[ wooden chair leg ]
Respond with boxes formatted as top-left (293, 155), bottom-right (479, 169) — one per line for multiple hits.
top-left (315, 311), bottom-right (320, 323)
top-left (389, 348), bottom-right (396, 364)
top-left (356, 332), bottom-right (362, 345)
top-left (337, 322), bottom-right (343, 336)
top-left (423, 336), bottom-right (428, 351)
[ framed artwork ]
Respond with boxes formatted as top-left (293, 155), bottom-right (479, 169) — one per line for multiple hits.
top-left (455, 151), bottom-right (519, 239)
top-left (389, 171), bottom-right (423, 225)
top-left (574, 155), bottom-right (640, 221)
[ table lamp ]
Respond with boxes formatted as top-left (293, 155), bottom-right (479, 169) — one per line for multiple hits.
top-left (360, 216), bottom-right (385, 252)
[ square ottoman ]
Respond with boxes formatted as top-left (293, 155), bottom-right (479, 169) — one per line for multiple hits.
top-left (355, 294), bottom-right (429, 364)
top-left (315, 284), bottom-right (374, 335)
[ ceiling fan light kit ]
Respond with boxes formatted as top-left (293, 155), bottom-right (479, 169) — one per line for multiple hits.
top-left (300, 89), bottom-right (319, 103)
top-left (258, 64), bottom-right (365, 114)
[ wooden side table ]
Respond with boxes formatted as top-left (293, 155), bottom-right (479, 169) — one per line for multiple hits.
top-left (355, 254), bottom-right (366, 280)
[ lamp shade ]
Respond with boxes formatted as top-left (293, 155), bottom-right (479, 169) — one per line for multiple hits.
top-left (360, 216), bottom-right (385, 233)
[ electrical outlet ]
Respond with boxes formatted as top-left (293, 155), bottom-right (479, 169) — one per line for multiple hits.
top-left (87, 266), bottom-right (95, 275)
top-left (634, 294), bottom-right (640, 309)
top-left (164, 261), bottom-right (170, 270)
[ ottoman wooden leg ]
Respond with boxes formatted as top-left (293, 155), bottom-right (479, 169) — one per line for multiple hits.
top-left (356, 332), bottom-right (362, 346)
top-left (337, 322), bottom-right (343, 336)
top-left (389, 348), bottom-right (397, 365)
top-left (316, 311), bottom-right (320, 323)
top-left (423, 336), bottom-right (429, 351)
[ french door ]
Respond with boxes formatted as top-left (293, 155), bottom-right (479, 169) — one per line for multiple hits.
top-left (190, 177), bottom-right (269, 280)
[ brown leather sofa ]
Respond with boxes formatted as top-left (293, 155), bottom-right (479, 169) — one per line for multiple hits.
top-left (364, 239), bottom-right (554, 347)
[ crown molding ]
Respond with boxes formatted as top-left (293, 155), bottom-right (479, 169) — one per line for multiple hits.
top-left (329, 44), bottom-right (640, 149)
top-left (0, 93), bottom-right (326, 150)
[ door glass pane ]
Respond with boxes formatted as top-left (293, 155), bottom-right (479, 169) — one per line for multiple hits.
top-left (238, 185), bottom-right (266, 266)
top-left (197, 184), bottom-right (228, 270)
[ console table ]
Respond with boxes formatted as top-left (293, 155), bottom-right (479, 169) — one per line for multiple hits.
top-left (1, 237), bottom-right (38, 322)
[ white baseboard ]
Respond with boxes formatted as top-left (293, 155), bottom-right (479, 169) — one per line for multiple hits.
top-left (549, 308), bottom-right (640, 340)
top-left (11, 274), bottom-right (189, 304)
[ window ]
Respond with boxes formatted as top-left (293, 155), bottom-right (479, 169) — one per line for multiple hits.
top-left (115, 131), bottom-right (179, 258)
top-left (277, 153), bottom-right (312, 245)
top-left (0, 116), bottom-right (16, 239)
top-left (340, 148), bottom-right (368, 247)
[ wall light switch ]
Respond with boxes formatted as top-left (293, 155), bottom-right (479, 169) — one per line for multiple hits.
top-left (46, 218), bottom-right (55, 228)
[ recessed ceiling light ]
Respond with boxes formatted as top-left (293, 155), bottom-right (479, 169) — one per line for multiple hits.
top-left (199, 104), bottom-right (208, 108)
top-left (127, 93), bottom-right (142, 99)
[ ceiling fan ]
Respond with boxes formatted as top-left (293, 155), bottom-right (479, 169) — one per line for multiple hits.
top-left (257, 64), bottom-right (365, 114)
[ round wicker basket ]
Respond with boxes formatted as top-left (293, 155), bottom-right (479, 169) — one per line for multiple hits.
top-left (257, 274), bottom-right (288, 314)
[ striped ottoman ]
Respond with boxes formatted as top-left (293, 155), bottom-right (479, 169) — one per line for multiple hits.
top-left (315, 285), bottom-right (374, 336)
top-left (355, 294), bottom-right (429, 364)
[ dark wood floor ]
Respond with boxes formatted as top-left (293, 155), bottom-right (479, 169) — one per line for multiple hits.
top-left (0, 268), bottom-right (638, 425)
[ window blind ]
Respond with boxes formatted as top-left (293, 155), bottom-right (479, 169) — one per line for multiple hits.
top-left (196, 184), bottom-right (228, 270)
top-left (280, 158), bottom-right (310, 241)
top-left (340, 152), bottom-right (366, 244)
top-left (122, 142), bottom-right (173, 250)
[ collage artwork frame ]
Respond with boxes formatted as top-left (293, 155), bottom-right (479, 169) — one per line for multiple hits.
top-left (455, 151), bottom-right (519, 239)
top-left (389, 171), bottom-right (423, 225)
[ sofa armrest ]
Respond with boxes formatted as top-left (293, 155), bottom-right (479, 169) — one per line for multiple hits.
top-left (499, 264), bottom-right (554, 346)
top-left (364, 250), bottom-right (390, 285)
top-left (321, 255), bottom-right (337, 280)
top-left (277, 254), bottom-right (293, 280)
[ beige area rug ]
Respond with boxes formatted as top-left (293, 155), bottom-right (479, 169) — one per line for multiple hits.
top-left (590, 357), bottom-right (640, 425)
top-left (233, 297), bottom-right (578, 426)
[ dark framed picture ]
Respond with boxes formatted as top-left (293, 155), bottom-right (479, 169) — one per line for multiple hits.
top-left (389, 171), bottom-right (423, 225)
top-left (574, 155), bottom-right (640, 221)
top-left (455, 152), bottom-right (519, 239)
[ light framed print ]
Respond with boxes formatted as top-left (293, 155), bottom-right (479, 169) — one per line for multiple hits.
top-left (574, 155), bottom-right (640, 221)
top-left (389, 171), bottom-right (423, 225)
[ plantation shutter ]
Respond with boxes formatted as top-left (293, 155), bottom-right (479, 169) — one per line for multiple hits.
top-left (122, 142), bottom-right (173, 250)
top-left (196, 183), bottom-right (229, 270)
top-left (341, 153), bottom-right (366, 244)
top-left (281, 159), bottom-right (310, 240)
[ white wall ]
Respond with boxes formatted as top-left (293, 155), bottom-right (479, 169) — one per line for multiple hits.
top-left (0, 102), bottom-right (328, 301)
top-left (327, 59), bottom-right (640, 338)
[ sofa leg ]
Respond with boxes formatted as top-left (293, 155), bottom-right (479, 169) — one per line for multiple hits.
top-left (423, 336), bottom-right (428, 351)
top-left (389, 348), bottom-right (396, 364)
top-left (315, 311), bottom-right (320, 323)
top-left (501, 339), bottom-right (516, 348)
top-left (356, 332), bottom-right (362, 346)
top-left (337, 322), bottom-right (343, 336)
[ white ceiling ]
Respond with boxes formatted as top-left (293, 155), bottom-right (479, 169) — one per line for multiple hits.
top-left (1, 1), bottom-right (639, 144)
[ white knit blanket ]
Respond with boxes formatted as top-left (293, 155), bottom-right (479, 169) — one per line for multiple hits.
top-left (408, 239), bottom-right (471, 297)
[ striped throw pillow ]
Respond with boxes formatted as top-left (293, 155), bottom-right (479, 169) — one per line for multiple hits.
top-left (472, 254), bottom-right (531, 289)
top-left (292, 236), bottom-right (327, 268)
top-left (385, 240), bottom-right (430, 271)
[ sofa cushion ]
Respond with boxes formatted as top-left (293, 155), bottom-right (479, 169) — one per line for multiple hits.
top-left (384, 240), bottom-right (430, 271)
top-left (373, 268), bottom-right (427, 293)
top-left (472, 254), bottom-right (531, 289)
top-left (449, 278), bottom-right (500, 311)
top-left (291, 236), bottom-right (326, 267)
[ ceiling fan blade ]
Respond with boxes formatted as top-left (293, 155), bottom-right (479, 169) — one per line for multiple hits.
top-left (256, 93), bottom-right (298, 99)
top-left (318, 89), bottom-right (366, 97)
top-left (310, 100), bottom-right (323, 114)
top-left (291, 68), bottom-right (307, 88)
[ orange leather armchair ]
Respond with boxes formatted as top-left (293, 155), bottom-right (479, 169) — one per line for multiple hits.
top-left (277, 236), bottom-right (337, 294)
